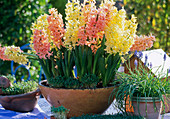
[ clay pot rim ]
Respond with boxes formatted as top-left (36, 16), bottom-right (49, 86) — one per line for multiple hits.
top-left (39, 80), bottom-right (117, 91)
top-left (132, 96), bottom-right (161, 102)
top-left (0, 88), bottom-right (40, 98)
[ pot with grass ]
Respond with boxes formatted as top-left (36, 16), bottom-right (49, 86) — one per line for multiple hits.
top-left (113, 58), bottom-right (170, 119)
top-left (0, 75), bottom-right (40, 112)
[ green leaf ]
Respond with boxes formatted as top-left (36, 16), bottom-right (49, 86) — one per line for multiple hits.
top-left (87, 48), bottom-right (92, 74)
top-left (98, 57), bottom-right (105, 79)
top-left (81, 49), bottom-right (87, 76)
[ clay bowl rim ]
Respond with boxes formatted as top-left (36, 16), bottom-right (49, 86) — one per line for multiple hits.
top-left (39, 80), bottom-right (117, 91)
top-left (132, 96), bottom-right (161, 102)
top-left (0, 88), bottom-right (40, 98)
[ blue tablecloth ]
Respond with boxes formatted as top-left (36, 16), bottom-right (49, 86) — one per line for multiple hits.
top-left (0, 104), bottom-right (50, 119)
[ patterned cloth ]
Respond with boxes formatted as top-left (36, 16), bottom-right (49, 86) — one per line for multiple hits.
top-left (0, 104), bottom-right (49, 119)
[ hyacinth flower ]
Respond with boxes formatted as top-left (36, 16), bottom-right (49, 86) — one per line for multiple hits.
top-left (164, 53), bottom-right (166, 61)
top-left (144, 54), bottom-right (148, 66)
top-left (124, 34), bottom-right (155, 62)
top-left (134, 59), bottom-right (138, 67)
top-left (0, 44), bottom-right (10, 61)
top-left (0, 45), bottom-right (29, 65)
top-left (138, 51), bottom-right (143, 59)
top-left (123, 34), bottom-right (156, 64)
top-left (150, 62), bottom-right (152, 68)
top-left (130, 34), bottom-right (156, 52)
top-left (134, 50), bottom-right (138, 57)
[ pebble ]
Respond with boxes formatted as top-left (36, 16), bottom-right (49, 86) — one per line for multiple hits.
top-left (0, 77), bottom-right (11, 88)
top-left (0, 76), bottom-right (11, 95)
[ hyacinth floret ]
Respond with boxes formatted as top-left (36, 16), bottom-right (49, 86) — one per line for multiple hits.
top-left (77, 0), bottom-right (97, 43)
top-left (99, 0), bottom-right (116, 24)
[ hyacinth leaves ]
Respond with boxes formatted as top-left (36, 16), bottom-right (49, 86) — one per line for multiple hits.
top-left (38, 48), bottom-right (75, 81)
top-left (55, 49), bottom-right (75, 79)
top-left (38, 38), bottom-right (121, 87)
top-left (73, 45), bottom-right (95, 81)
top-left (100, 53), bottom-right (121, 87)
top-left (73, 37), bottom-right (121, 87)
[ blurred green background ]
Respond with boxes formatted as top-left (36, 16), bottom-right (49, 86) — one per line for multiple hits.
top-left (0, 0), bottom-right (169, 80)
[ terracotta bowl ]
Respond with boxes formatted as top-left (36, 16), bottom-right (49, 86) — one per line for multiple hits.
top-left (0, 89), bottom-right (41, 112)
top-left (39, 80), bottom-right (117, 118)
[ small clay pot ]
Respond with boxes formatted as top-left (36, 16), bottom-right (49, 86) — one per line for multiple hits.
top-left (161, 94), bottom-right (170, 114)
top-left (0, 89), bottom-right (41, 112)
top-left (132, 97), bottom-right (161, 119)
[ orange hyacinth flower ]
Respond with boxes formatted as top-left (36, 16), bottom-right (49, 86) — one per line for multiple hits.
top-left (130, 35), bottom-right (156, 51)
top-left (0, 45), bottom-right (10, 61)
top-left (32, 29), bottom-right (52, 59)
top-left (47, 8), bottom-right (65, 49)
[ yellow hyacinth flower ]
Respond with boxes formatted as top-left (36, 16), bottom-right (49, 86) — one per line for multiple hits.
top-left (4, 46), bottom-right (29, 65)
top-left (104, 8), bottom-right (138, 55)
top-left (64, 0), bottom-right (81, 48)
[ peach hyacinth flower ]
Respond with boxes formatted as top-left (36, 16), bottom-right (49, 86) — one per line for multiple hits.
top-left (32, 29), bottom-right (52, 59)
top-left (130, 35), bottom-right (156, 51)
top-left (47, 8), bottom-right (65, 49)
top-left (77, 0), bottom-right (108, 53)
top-left (0, 45), bottom-right (10, 61)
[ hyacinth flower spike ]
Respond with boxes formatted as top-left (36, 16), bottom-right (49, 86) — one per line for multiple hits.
top-left (150, 62), bottom-right (152, 68)
top-left (138, 51), bottom-right (143, 59)
top-left (144, 54), bottom-right (148, 66)
top-left (134, 59), bottom-right (138, 67)
top-left (163, 53), bottom-right (166, 61)
top-left (134, 50), bottom-right (138, 57)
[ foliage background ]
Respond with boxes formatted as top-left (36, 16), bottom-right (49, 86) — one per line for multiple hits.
top-left (0, 0), bottom-right (52, 80)
top-left (124, 0), bottom-right (169, 53)
top-left (0, 0), bottom-right (169, 80)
